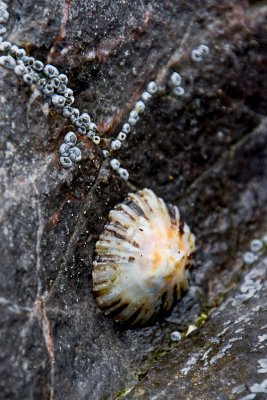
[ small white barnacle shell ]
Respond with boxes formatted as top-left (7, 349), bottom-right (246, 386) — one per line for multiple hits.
top-left (77, 126), bottom-right (87, 135)
top-left (89, 122), bottom-right (97, 131)
top-left (64, 131), bottom-right (77, 146)
top-left (51, 77), bottom-right (60, 88)
top-left (0, 8), bottom-right (9, 24)
top-left (51, 94), bottom-right (65, 108)
top-left (103, 149), bottom-right (110, 158)
top-left (62, 87), bottom-right (72, 97)
top-left (134, 100), bottom-right (145, 113)
top-left (57, 84), bottom-right (67, 95)
top-left (0, 41), bottom-right (11, 52)
top-left (87, 130), bottom-right (95, 140)
top-left (147, 81), bottom-right (158, 94)
top-left (128, 117), bottom-right (138, 126)
top-left (59, 143), bottom-right (71, 156)
top-left (64, 88), bottom-right (73, 99)
top-left (122, 123), bottom-right (131, 134)
top-left (59, 156), bottom-right (72, 169)
top-left (93, 135), bottom-right (101, 145)
top-left (58, 73), bottom-right (68, 84)
top-left (129, 110), bottom-right (139, 120)
top-left (173, 86), bottom-right (185, 96)
top-left (0, 24), bottom-right (6, 35)
top-left (69, 146), bottom-right (82, 162)
top-left (92, 188), bottom-right (196, 326)
top-left (80, 112), bottom-right (90, 124)
top-left (43, 64), bottom-right (59, 78)
top-left (170, 72), bottom-right (182, 87)
top-left (65, 95), bottom-right (74, 106)
top-left (117, 131), bottom-right (127, 141)
top-left (15, 48), bottom-right (26, 60)
top-left (22, 73), bottom-right (34, 85)
top-left (111, 139), bottom-right (122, 150)
top-left (141, 91), bottom-right (152, 102)
top-left (8, 45), bottom-right (19, 57)
top-left (62, 106), bottom-right (73, 118)
top-left (14, 64), bottom-right (26, 76)
top-left (0, 2), bottom-right (8, 10)
top-left (42, 84), bottom-right (54, 96)
top-left (118, 167), bottom-right (129, 181)
top-left (198, 44), bottom-right (209, 56)
top-left (0, 55), bottom-right (16, 69)
top-left (110, 158), bottom-right (120, 170)
top-left (22, 56), bottom-right (35, 66)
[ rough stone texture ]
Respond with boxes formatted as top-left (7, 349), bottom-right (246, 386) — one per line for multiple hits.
top-left (0, 0), bottom-right (267, 399)
top-left (125, 253), bottom-right (267, 400)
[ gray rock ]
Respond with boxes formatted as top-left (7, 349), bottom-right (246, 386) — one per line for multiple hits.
top-left (0, 0), bottom-right (267, 399)
top-left (125, 253), bottom-right (267, 400)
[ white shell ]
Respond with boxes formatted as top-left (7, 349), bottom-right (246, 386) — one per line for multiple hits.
top-left (92, 189), bottom-right (196, 326)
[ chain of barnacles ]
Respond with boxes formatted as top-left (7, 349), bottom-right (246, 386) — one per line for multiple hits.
top-left (0, 1), bottom-right (209, 181)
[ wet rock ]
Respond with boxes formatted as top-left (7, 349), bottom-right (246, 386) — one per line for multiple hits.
top-left (125, 253), bottom-right (267, 400)
top-left (0, 0), bottom-right (267, 399)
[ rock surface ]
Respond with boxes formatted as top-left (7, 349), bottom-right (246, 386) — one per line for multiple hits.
top-left (0, 0), bottom-right (267, 399)
top-left (125, 253), bottom-right (267, 400)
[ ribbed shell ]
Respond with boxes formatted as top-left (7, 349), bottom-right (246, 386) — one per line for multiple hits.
top-left (92, 188), bottom-right (196, 326)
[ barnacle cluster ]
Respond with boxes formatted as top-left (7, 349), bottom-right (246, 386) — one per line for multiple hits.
top-left (0, 1), bottom-right (102, 169)
top-left (108, 80), bottom-right (159, 180)
top-left (0, 1), bottom-right (131, 179)
top-left (0, 46), bottom-right (100, 170)
top-left (0, 1), bottom-right (8, 34)
top-left (93, 189), bottom-right (196, 326)
top-left (191, 44), bottom-right (210, 63)
top-left (0, 1), bottom-right (210, 183)
top-left (169, 72), bottom-right (184, 96)
top-left (243, 236), bottom-right (267, 265)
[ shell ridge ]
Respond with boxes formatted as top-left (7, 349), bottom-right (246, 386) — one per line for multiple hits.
top-left (92, 188), bottom-right (196, 326)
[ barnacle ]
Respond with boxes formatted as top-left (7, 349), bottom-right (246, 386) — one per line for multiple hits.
top-left (92, 189), bottom-right (196, 326)
top-left (43, 64), bottom-right (59, 78)
top-left (173, 86), bottom-right (185, 96)
top-left (118, 167), bottom-right (129, 181)
top-left (77, 126), bottom-right (87, 135)
top-left (59, 156), bottom-right (72, 169)
top-left (141, 91), bottom-right (152, 102)
top-left (0, 55), bottom-right (16, 69)
top-left (170, 72), bottom-right (182, 87)
top-left (59, 143), bottom-right (71, 157)
top-left (191, 44), bottom-right (210, 63)
top-left (111, 139), bottom-right (122, 150)
top-left (147, 81), bottom-right (158, 94)
top-left (117, 132), bottom-right (127, 141)
top-left (51, 94), bottom-right (66, 108)
top-left (134, 100), bottom-right (145, 113)
top-left (58, 73), bottom-right (68, 84)
top-left (64, 131), bottom-right (77, 146)
top-left (69, 147), bottom-right (82, 162)
top-left (110, 159), bottom-right (120, 170)
top-left (32, 60), bottom-right (44, 71)
top-left (0, 41), bottom-right (11, 52)
top-left (92, 135), bottom-right (101, 145)
top-left (0, 8), bottom-right (9, 23)
top-left (128, 117), bottom-right (138, 126)
top-left (122, 123), bottom-right (131, 133)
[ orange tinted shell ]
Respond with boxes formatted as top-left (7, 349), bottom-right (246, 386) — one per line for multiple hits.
top-left (92, 189), bottom-right (196, 326)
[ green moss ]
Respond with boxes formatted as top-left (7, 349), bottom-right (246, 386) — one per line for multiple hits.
top-left (115, 386), bottom-right (135, 399)
top-left (195, 312), bottom-right (208, 328)
top-left (154, 350), bottom-right (167, 360)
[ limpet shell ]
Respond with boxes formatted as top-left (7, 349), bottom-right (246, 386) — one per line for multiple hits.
top-left (92, 189), bottom-right (196, 326)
